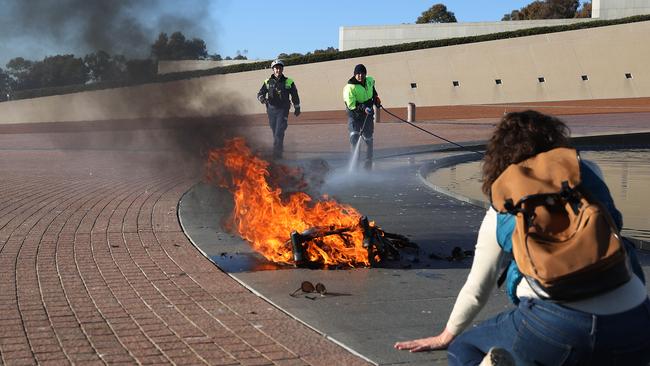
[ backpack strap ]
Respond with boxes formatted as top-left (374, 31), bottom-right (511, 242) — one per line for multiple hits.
top-left (495, 212), bottom-right (522, 304)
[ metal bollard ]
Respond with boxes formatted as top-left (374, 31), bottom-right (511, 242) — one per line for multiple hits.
top-left (407, 102), bottom-right (416, 122)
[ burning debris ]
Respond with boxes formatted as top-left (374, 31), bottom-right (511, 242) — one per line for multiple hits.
top-left (290, 216), bottom-right (418, 268)
top-left (205, 138), bottom-right (418, 268)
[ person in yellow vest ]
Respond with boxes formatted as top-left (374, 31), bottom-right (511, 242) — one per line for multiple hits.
top-left (343, 64), bottom-right (381, 170)
top-left (257, 59), bottom-right (300, 159)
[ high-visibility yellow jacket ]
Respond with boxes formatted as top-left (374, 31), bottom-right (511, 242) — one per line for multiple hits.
top-left (343, 76), bottom-right (377, 111)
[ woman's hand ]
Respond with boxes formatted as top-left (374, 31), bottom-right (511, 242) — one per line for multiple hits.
top-left (394, 328), bottom-right (455, 352)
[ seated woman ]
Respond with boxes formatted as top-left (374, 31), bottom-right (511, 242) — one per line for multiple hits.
top-left (394, 110), bottom-right (649, 366)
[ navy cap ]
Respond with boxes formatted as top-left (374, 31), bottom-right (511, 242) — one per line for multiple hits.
top-left (353, 64), bottom-right (367, 75)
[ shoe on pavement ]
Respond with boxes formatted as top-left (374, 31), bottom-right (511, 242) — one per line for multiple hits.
top-left (479, 347), bottom-right (515, 366)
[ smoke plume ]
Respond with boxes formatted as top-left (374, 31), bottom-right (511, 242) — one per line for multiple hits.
top-left (0, 0), bottom-right (275, 176)
top-left (1, 0), bottom-right (215, 63)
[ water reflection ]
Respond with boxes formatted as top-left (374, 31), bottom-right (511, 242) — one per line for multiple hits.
top-left (427, 149), bottom-right (650, 241)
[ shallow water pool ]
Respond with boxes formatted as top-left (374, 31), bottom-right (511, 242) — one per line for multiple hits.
top-left (427, 148), bottom-right (650, 241)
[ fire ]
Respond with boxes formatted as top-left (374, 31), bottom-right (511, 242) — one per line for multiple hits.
top-left (205, 138), bottom-right (370, 267)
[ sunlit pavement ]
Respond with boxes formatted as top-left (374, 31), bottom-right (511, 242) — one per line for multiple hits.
top-left (1, 111), bottom-right (649, 365)
top-left (0, 133), bottom-right (370, 365)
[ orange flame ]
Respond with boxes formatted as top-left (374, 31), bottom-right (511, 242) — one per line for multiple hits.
top-left (205, 138), bottom-right (370, 267)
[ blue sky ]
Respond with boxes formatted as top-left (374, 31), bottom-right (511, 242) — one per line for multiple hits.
top-left (213, 0), bottom-right (534, 60)
top-left (1, 1), bottom-right (538, 67)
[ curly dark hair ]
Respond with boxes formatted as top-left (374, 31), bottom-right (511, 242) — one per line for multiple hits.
top-left (481, 110), bottom-right (571, 195)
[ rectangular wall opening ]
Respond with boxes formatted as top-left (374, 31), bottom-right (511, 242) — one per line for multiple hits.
top-left (625, 73), bottom-right (633, 79)
top-left (452, 80), bottom-right (459, 87)
top-left (410, 83), bottom-right (417, 88)
top-left (495, 79), bottom-right (502, 85)
top-left (581, 75), bottom-right (589, 81)
top-left (538, 77), bottom-right (545, 83)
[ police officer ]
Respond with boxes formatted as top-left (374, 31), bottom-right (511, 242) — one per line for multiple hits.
top-left (257, 59), bottom-right (301, 159)
top-left (343, 64), bottom-right (381, 170)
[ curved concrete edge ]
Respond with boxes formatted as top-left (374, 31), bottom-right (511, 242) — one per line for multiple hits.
top-left (175, 183), bottom-right (377, 366)
top-left (417, 153), bottom-right (489, 210)
top-left (381, 128), bottom-right (650, 162)
top-left (417, 148), bottom-right (650, 251)
top-left (375, 139), bottom-right (487, 159)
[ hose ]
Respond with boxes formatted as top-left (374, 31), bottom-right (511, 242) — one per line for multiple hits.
top-left (379, 105), bottom-right (484, 157)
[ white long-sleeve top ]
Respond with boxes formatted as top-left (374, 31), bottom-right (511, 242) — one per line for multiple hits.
top-left (445, 207), bottom-right (648, 336)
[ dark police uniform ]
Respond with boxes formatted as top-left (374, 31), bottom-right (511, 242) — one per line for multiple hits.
top-left (257, 73), bottom-right (300, 159)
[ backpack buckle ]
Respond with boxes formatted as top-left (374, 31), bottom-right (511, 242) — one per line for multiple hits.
top-left (504, 199), bottom-right (517, 214)
top-left (560, 181), bottom-right (581, 215)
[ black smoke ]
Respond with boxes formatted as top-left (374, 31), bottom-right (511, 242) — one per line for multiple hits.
top-left (1, 0), bottom-right (215, 62)
top-left (0, 0), bottom-right (271, 176)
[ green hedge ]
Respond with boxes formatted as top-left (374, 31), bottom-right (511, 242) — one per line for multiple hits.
top-left (9, 15), bottom-right (650, 101)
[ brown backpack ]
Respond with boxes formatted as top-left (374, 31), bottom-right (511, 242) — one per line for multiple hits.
top-left (491, 147), bottom-right (630, 301)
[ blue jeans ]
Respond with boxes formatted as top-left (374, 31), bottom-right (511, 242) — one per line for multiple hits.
top-left (448, 297), bottom-right (650, 366)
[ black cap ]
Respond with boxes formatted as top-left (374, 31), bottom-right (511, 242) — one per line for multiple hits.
top-left (353, 64), bottom-right (367, 75)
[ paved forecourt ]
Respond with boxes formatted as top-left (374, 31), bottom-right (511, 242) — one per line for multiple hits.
top-left (1, 110), bottom-right (649, 365)
top-left (0, 130), bottom-right (370, 365)
top-left (181, 111), bottom-right (650, 365)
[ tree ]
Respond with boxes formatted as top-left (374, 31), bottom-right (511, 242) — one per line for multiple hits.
top-left (502, 10), bottom-right (521, 20)
top-left (416, 4), bottom-right (457, 24)
top-left (503, 1), bottom-right (550, 20)
top-left (6, 55), bottom-right (88, 90)
top-left (84, 51), bottom-right (127, 83)
top-left (151, 31), bottom-right (209, 60)
top-left (233, 49), bottom-right (248, 60)
top-left (547, 0), bottom-right (580, 18)
top-left (521, 1), bottom-right (552, 19)
top-left (502, 0), bottom-right (581, 20)
top-left (151, 32), bottom-right (170, 60)
top-left (35, 55), bottom-right (89, 87)
top-left (575, 1), bottom-right (592, 17)
top-left (277, 52), bottom-right (303, 59)
top-left (6, 57), bottom-right (36, 90)
top-left (0, 68), bottom-right (13, 101)
top-left (313, 47), bottom-right (338, 54)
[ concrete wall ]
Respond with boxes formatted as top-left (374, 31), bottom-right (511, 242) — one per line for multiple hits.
top-left (1, 21), bottom-right (649, 124)
top-left (339, 18), bottom-right (591, 51)
top-left (593, 0), bottom-right (650, 18)
top-left (339, 0), bottom-right (650, 51)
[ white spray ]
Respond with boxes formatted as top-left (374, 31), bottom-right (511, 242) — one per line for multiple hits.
top-left (346, 113), bottom-right (370, 174)
top-left (347, 138), bottom-right (363, 173)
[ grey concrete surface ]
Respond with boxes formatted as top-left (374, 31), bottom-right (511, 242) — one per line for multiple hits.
top-left (179, 151), bottom-right (510, 365)
top-left (178, 122), bottom-right (650, 365)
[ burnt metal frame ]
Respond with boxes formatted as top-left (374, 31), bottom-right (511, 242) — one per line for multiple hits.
top-left (290, 216), bottom-right (418, 267)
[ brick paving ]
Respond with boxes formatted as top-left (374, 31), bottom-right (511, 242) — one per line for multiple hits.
top-left (0, 138), bottom-right (369, 365)
top-left (1, 107), bottom-right (649, 366)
